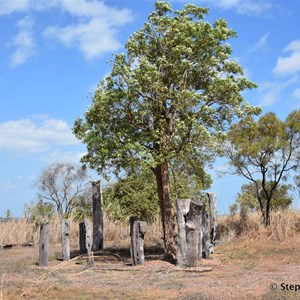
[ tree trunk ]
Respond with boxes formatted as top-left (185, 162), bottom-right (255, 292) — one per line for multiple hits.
top-left (264, 199), bottom-right (271, 226)
top-left (154, 162), bottom-right (177, 261)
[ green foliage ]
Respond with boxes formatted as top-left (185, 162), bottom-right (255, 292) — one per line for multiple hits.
top-left (73, 1), bottom-right (260, 179)
top-left (73, 1), bottom-right (260, 251)
top-left (24, 199), bottom-right (55, 225)
top-left (231, 182), bottom-right (293, 215)
top-left (225, 111), bottom-right (300, 225)
top-left (103, 171), bottom-right (159, 222)
top-left (71, 194), bottom-right (93, 222)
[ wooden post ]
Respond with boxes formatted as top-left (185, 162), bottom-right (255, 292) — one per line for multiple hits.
top-left (79, 219), bottom-right (93, 255)
top-left (137, 221), bottom-right (147, 265)
top-left (84, 219), bottom-right (94, 266)
top-left (130, 216), bottom-right (139, 266)
top-left (176, 199), bottom-right (190, 266)
top-left (185, 200), bottom-right (202, 266)
top-left (207, 192), bottom-right (217, 247)
top-left (79, 222), bottom-right (86, 254)
top-left (62, 219), bottom-right (70, 261)
top-left (92, 180), bottom-right (103, 252)
top-left (39, 223), bottom-right (49, 267)
top-left (176, 199), bottom-right (202, 267)
top-left (201, 209), bottom-right (210, 259)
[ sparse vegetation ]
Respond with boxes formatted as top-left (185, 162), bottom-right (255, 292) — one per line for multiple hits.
top-left (1, 211), bottom-right (300, 299)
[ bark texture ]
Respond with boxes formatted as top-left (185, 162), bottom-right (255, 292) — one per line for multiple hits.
top-left (154, 162), bottom-right (177, 261)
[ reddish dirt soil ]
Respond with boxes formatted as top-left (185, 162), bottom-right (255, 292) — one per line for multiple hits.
top-left (1, 245), bottom-right (300, 300)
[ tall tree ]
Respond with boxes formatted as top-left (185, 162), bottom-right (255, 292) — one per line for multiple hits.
top-left (73, 1), bottom-right (259, 259)
top-left (225, 111), bottom-right (300, 226)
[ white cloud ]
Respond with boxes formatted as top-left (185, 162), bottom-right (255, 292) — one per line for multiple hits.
top-left (292, 87), bottom-right (300, 99)
top-left (0, 181), bottom-right (15, 191)
top-left (2, 0), bottom-right (133, 62)
top-left (0, 117), bottom-right (79, 154)
top-left (203, 0), bottom-right (271, 14)
top-left (9, 15), bottom-right (35, 68)
top-left (0, 0), bottom-right (64, 15)
top-left (249, 33), bottom-right (269, 52)
top-left (44, 0), bottom-right (133, 60)
top-left (259, 76), bottom-right (298, 107)
top-left (40, 150), bottom-right (85, 164)
top-left (0, 0), bottom-right (29, 15)
top-left (273, 40), bottom-right (300, 77)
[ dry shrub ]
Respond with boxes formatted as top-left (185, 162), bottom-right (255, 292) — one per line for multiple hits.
top-left (217, 210), bottom-right (300, 243)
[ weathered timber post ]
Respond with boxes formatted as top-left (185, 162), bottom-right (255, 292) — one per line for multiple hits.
top-left (39, 223), bottom-right (49, 267)
top-left (85, 219), bottom-right (94, 266)
top-left (62, 219), bottom-right (70, 261)
top-left (177, 199), bottom-right (202, 267)
top-left (176, 198), bottom-right (190, 266)
top-left (201, 209), bottom-right (210, 259)
top-left (79, 222), bottom-right (86, 254)
top-left (92, 180), bottom-right (103, 252)
top-left (207, 192), bottom-right (217, 247)
top-left (130, 216), bottom-right (139, 265)
top-left (79, 219), bottom-right (93, 255)
top-left (137, 221), bottom-right (147, 265)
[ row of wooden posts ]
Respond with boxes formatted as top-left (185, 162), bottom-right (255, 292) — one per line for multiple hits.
top-left (39, 180), bottom-right (217, 268)
top-left (39, 181), bottom-right (104, 267)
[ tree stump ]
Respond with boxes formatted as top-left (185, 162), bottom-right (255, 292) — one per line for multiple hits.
top-left (177, 199), bottom-right (203, 267)
top-left (39, 223), bottom-right (49, 267)
top-left (92, 180), bottom-right (103, 252)
top-left (137, 221), bottom-right (147, 265)
top-left (79, 219), bottom-right (93, 254)
top-left (62, 219), bottom-right (70, 261)
top-left (176, 198), bottom-right (190, 266)
top-left (130, 217), bottom-right (147, 266)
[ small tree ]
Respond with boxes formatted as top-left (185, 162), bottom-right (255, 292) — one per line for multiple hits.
top-left (24, 199), bottom-right (55, 227)
top-left (225, 110), bottom-right (300, 226)
top-left (230, 182), bottom-right (293, 217)
top-left (73, 1), bottom-right (259, 259)
top-left (37, 162), bottom-right (88, 218)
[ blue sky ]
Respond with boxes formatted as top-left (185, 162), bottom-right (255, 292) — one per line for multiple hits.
top-left (0, 0), bottom-right (300, 217)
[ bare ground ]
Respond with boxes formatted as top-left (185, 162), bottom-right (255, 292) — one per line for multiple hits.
top-left (1, 238), bottom-right (300, 300)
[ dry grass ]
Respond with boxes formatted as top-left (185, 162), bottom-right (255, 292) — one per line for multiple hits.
top-left (217, 210), bottom-right (300, 243)
top-left (1, 210), bottom-right (300, 299)
top-left (216, 210), bottom-right (300, 268)
top-left (0, 215), bottom-right (163, 250)
top-left (2, 210), bottom-right (300, 249)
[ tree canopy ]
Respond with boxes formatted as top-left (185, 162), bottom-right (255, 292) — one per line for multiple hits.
top-left (73, 1), bottom-right (260, 259)
top-left (225, 110), bottom-right (300, 225)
